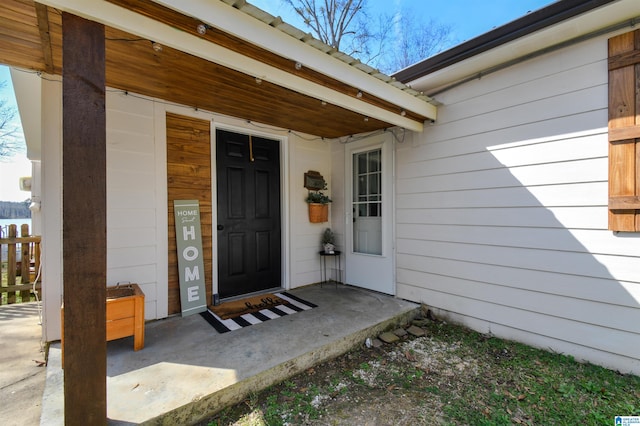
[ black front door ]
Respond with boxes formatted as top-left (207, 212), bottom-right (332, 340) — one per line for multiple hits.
top-left (216, 129), bottom-right (281, 298)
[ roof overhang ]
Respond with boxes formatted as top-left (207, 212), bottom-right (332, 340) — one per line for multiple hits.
top-left (10, 68), bottom-right (42, 160)
top-left (12, 0), bottom-right (436, 137)
top-left (397, 0), bottom-right (638, 95)
top-left (156, 0), bottom-right (436, 121)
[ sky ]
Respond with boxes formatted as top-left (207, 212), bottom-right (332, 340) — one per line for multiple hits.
top-left (250, 0), bottom-right (557, 47)
top-left (0, 0), bottom-right (555, 201)
top-left (0, 65), bottom-right (29, 202)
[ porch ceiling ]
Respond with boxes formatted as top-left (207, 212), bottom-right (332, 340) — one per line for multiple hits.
top-left (0, 0), bottom-right (436, 139)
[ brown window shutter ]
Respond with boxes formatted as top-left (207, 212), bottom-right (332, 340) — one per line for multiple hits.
top-left (608, 29), bottom-right (640, 231)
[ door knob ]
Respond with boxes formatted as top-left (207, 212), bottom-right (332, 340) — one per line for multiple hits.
top-left (217, 225), bottom-right (224, 231)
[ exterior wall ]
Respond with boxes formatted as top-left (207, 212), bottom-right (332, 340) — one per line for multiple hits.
top-left (289, 136), bottom-right (333, 287)
top-left (40, 76), bottom-right (63, 342)
top-left (106, 92), bottom-right (161, 320)
top-left (330, 140), bottom-right (346, 260)
top-left (39, 87), bottom-right (331, 341)
top-left (398, 33), bottom-right (640, 374)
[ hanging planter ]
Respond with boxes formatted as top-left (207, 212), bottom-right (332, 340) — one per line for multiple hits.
top-left (305, 172), bottom-right (331, 223)
top-left (308, 203), bottom-right (329, 223)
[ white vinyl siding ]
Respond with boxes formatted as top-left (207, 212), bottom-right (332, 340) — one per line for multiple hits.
top-left (398, 34), bottom-right (640, 374)
top-left (106, 92), bottom-right (159, 319)
top-left (289, 138), bottom-right (333, 287)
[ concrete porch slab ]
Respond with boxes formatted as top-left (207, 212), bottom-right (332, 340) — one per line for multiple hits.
top-left (0, 302), bottom-right (46, 426)
top-left (41, 284), bottom-right (419, 425)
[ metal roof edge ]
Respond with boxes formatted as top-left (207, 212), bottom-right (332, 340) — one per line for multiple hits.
top-left (392, 0), bottom-right (618, 84)
top-left (221, 0), bottom-right (436, 109)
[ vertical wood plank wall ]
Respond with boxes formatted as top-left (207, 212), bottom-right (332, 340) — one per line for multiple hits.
top-left (166, 113), bottom-right (213, 315)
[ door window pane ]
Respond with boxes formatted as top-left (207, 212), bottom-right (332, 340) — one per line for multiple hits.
top-left (369, 174), bottom-right (379, 195)
top-left (352, 149), bottom-right (382, 255)
top-left (369, 150), bottom-right (380, 172)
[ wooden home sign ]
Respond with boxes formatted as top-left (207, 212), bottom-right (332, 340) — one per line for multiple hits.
top-left (173, 200), bottom-right (207, 316)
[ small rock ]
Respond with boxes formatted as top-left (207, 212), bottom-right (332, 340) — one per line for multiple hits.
top-left (420, 305), bottom-right (430, 317)
top-left (405, 350), bottom-right (417, 362)
top-left (372, 338), bottom-right (383, 348)
top-left (412, 318), bottom-right (430, 327)
top-left (393, 328), bottom-right (408, 337)
top-left (378, 332), bottom-right (400, 344)
top-left (406, 325), bottom-right (426, 337)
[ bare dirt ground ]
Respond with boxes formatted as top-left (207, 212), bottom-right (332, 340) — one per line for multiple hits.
top-left (207, 325), bottom-right (451, 425)
top-left (202, 310), bottom-right (640, 426)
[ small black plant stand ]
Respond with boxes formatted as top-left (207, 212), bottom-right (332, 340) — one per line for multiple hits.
top-left (319, 250), bottom-right (341, 288)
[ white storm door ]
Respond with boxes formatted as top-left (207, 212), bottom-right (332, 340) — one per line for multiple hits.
top-left (345, 134), bottom-right (394, 295)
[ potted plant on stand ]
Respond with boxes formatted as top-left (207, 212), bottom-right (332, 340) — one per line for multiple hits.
top-left (322, 228), bottom-right (335, 254)
top-left (306, 179), bottom-right (332, 223)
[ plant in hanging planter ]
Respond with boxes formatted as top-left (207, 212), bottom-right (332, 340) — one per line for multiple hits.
top-left (306, 179), bottom-right (332, 223)
top-left (321, 228), bottom-right (335, 253)
top-left (305, 190), bottom-right (332, 204)
top-left (305, 183), bottom-right (332, 204)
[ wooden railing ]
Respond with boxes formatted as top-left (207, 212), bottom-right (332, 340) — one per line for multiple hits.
top-left (0, 223), bottom-right (41, 305)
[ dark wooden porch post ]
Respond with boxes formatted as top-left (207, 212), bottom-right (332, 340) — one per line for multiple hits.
top-left (62, 13), bottom-right (107, 425)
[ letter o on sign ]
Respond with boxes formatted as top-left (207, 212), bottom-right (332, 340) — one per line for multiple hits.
top-left (183, 246), bottom-right (199, 261)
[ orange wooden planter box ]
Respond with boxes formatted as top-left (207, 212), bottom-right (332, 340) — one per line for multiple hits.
top-left (61, 284), bottom-right (145, 363)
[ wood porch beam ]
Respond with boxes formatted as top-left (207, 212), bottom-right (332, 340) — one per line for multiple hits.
top-left (62, 13), bottom-right (107, 425)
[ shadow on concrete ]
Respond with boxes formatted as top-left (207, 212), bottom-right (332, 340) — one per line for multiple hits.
top-left (41, 284), bottom-right (418, 425)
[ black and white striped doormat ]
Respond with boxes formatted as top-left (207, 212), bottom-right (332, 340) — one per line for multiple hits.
top-left (199, 292), bottom-right (317, 333)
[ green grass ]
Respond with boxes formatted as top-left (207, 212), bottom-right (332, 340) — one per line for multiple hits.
top-left (204, 319), bottom-right (640, 426)
top-left (429, 322), bottom-right (640, 425)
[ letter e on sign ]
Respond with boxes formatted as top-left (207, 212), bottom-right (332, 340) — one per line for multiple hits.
top-left (187, 286), bottom-right (200, 302)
